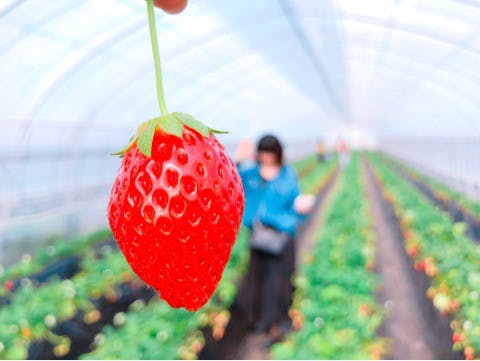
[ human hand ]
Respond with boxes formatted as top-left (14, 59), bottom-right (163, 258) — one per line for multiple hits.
top-left (234, 139), bottom-right (255, 164)
top-left (294, 194), bottom-right (315, 214)
top-left (153, 0), bottom-right (188, 14)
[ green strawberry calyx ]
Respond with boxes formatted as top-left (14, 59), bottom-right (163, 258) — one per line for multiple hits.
top-left (112, 112), bottom-right (227, 158)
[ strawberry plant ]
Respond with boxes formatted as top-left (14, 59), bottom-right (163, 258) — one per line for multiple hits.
top-left (369, 154), bottom-right (480, 358)
top-left (0, 229), bottom-right (111, 297)
top-left (299, 160), bottom-right (337, 194)
top-left (292, 155), bottom-right (317, 173)
top-left (379, 154), bottom-right (480, 222)
top-left (272, 155), bottom-right (387, 360)
top-left (0, 248), bottom-right (138, 359)
top-left (294, 155), bottom-right (321, 178)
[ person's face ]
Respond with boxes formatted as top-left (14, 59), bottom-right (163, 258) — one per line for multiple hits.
top-left (258, 151), bottom-right (279, 167)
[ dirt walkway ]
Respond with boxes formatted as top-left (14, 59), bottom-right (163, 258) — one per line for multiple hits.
top-left (230, 169), bottom-right (341, 360)
top-left (363, 160), bottom-right (436, 359)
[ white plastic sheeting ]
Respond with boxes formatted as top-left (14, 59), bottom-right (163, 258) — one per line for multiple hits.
top-left (1, 0), bottom-right (479, 247)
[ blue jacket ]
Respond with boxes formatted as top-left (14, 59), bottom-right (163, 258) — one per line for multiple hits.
top-left (238, 162), bottom-right (305, 237)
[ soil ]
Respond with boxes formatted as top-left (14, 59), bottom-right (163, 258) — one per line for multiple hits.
top-left (363, 159), bottom-right (460, 360)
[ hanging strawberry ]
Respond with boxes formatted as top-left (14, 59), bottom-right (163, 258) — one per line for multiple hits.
top-left (108, 0), bottom-right (244, 311)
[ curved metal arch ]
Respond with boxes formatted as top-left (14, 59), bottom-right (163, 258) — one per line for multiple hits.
top-left (21, 14), bottom-right (341, 131)
top-left (277, 0), bottom-right (349, 120)
top-left (73, 29), bottom-right (480, 135)
top-left (113, 39), bottom-right (480, 133)
top-left (346, 58), bottom-right (480, 136)
top-left (86, 55), bottom-right (477, 146)
top-left (349, 59), bottom-right (475, 124)
top-left (123, 67), bottom-right (334, 138)
top-left (15, 7), bottom-right (480, 155)
top-left (0, 2), bottom-right (83, 53)
top-left (159, 53), bottom-right (478, 136)
top-left (27, 17), bottom-right (345, 148)
top-left (69, 61), bottom-right (284, 157)
top-left (21, 16), bottom-right (146, 134)
top-left (344, 41), bottom-right (480, 108)
top-left (22, 9), bottom-right (480, 124)
top-left (339, 14), bottom-right (480, 57)
top-left (0, 0), bottom-right (27, 19)
top-left (66, 26), bottom-right (333, 154)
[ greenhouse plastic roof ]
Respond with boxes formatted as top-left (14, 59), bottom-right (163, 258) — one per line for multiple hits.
top-left (1, 0), bottom-right (480, 246)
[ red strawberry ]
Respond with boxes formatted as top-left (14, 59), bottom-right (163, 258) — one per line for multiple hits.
top-left (465, 346), bottom-right (475, 360)
top-left (3, 280), bottom-right (14, 292)
top-left (108, 113), bottom-right (244, 311)
top-left (452, 333), bottom-right (464, 344)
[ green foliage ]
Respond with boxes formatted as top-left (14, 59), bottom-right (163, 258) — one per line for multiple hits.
top-left (272, 155), bottom-right (387, 360)
top-left (379, 153), bottom-right (480, 217)
top-left (0, 249), bottom-right (133, 359)
top-left (0, 229), bottom-right (111, 295)
top-left (369, 153), bottom-right (480, 354)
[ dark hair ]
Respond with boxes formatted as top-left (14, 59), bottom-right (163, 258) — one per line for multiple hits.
top-left (257, 134), bottom-right (283, 165)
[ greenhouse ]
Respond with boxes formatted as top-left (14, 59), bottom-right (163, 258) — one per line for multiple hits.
top-left (1, 0), bottom-right (479, 359)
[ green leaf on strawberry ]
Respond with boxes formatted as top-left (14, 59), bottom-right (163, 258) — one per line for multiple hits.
top-left (173, 112), bottom-right (209, 137)
top-left (137, 118), bottom-right (158, 157)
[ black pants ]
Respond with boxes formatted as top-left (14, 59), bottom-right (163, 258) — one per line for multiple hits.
top-left (241, 238), bottom-right (295, 331)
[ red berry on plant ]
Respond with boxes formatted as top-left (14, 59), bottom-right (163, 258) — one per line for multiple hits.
top-left (465, 346), bottom-right (475, 360)
top-left (452, 333), bottom-right (464, 344)
top-left (3, 280), bottom-right (14, 292)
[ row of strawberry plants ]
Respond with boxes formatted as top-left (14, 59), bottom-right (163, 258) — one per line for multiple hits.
top-left (368, 154), bottom-right (480, 360)
top-left (299, 158), bottom-right (337, 194)
top-left (0, 244), bottom-right (141, 359)
top-left (292, 154), bottom-right (317, 173)
top-left (81, 159), bottom-right (339, 360)
top-left (379, 153), bottom-right (480, 218)
top-left (0, 229), bottom-right (112, 297)
top-left (272, 155), bottom-right (387, 360)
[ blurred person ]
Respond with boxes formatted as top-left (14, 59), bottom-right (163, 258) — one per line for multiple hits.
top-left (317, 139), bottom-right (327, 162)
top-left (337, 136), bottom-right (350, 169)
top-left (235, 135), bottom-right (315, 341)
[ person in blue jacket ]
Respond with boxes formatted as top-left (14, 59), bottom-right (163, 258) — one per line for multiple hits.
top-left (235, 135), bottom-right (314, 341)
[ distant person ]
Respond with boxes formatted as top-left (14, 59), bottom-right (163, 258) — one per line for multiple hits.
top-left (235, 135), bottom-right (315, 342)
top-left (337, 137), bottom-right (350, 169)
top-left (317, 139), bottom-right (327, 162)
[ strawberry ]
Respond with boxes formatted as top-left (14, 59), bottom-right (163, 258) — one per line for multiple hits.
top-left (452, 333), bottom-right (464, 344)
top-left (3, 280), bottom-right (14, 292)
top-left (358, 304), bottom-right (372, 317)
top-left (108, 113), bottom-right (244, 311)
top-left (465, 346), bottom-right (475, 360)
top-left (107, 0), bottom-right (244, 310)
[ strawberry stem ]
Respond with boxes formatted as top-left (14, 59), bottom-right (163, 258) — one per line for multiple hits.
top-left (147, 0), bottom-right (168, 116)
